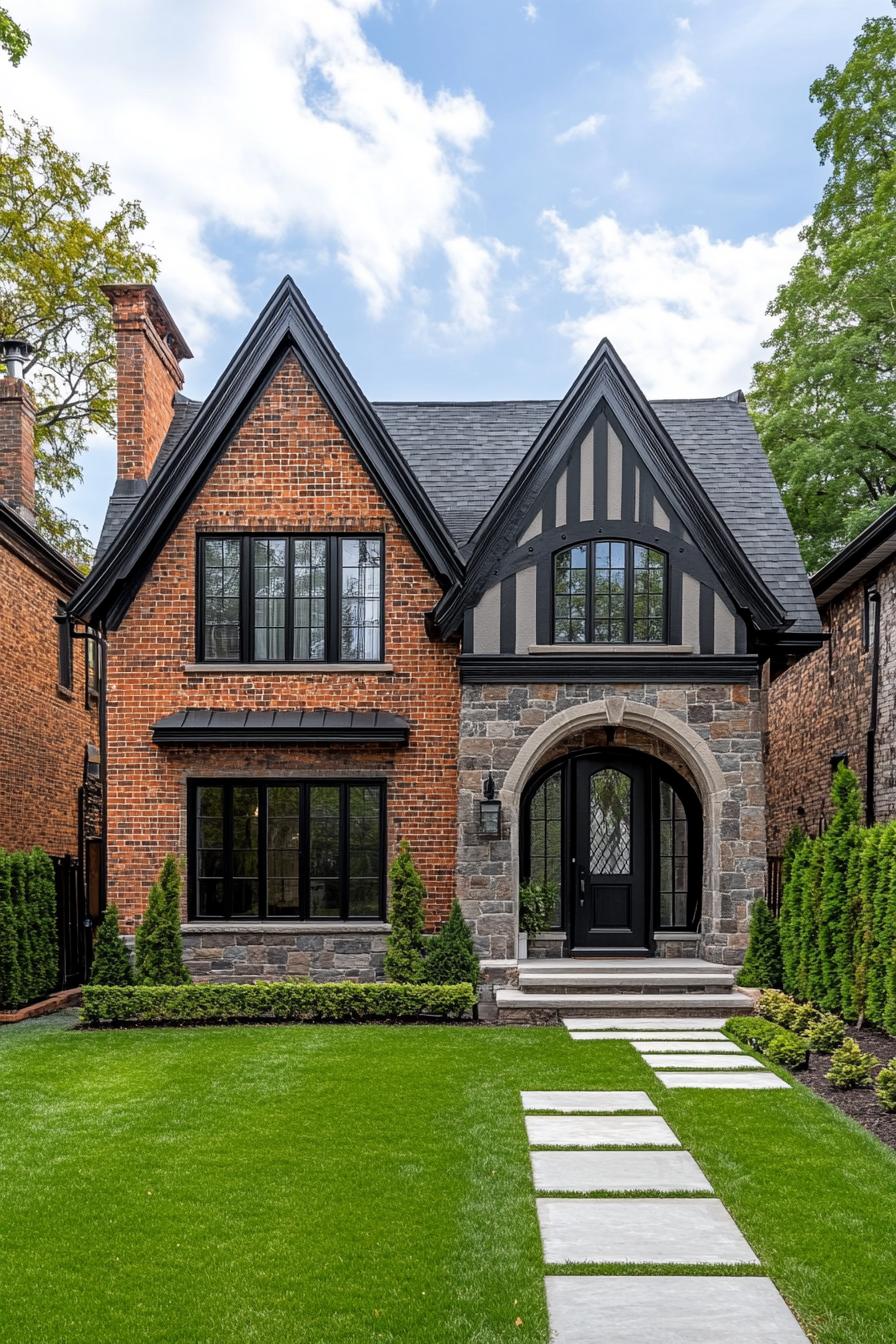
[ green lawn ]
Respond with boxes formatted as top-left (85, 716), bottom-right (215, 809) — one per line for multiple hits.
top-left (1, 1016), bottom-right (895, 1343)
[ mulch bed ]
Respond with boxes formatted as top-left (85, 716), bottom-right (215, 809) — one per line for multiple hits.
top-left (798, 1024), bottom-right (896, 1150)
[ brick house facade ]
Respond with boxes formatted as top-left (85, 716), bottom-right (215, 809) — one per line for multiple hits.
top-left (71, 279), bottom-right (819, 980)
top-left (0, 358), bottom-right (100, 865)
top-left (766, 506), bottom-right (896, 851)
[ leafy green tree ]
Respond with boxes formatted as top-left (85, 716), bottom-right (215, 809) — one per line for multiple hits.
top-left (384, 841), bottom-right (427, 984)
top-left (0, 850), bottom-right (20, 1009)
top-left (818, 765), bottom-right (862, 1012)
top-left (751, 8), bottom-right (896, 570)
top-left (737, 898), bottom-right (783, 989)
top-left (0, 111), bottom-right (157, 563)
top-left (89, 904), bottom-right (133, 987)
top-left (425, 900), bottom-right (480, 988)
top-left (134, 856), bottom-right (190, 986)
top-left (0, 7), bottom-right (28, 65)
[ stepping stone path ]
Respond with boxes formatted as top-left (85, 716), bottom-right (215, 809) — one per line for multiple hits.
top-left (518, 1022), bottom-right (807, 1340)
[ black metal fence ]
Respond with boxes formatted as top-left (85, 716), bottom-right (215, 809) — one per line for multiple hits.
top-left (766, 855), bottom-right (783, 918)
top-left (52, 854), bottom-right (91, 989)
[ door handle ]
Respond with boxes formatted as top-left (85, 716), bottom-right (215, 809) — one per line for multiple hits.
top-left (579, 872), bottom-right (586, 907)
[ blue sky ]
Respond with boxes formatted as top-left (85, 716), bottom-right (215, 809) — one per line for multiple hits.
top-left (0, 0), bottom-right (882, 543)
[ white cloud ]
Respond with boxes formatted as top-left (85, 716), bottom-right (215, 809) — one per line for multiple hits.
top-left (523, 3), bottom-right (538, 21)
top-left (675, 16), bottom-right (691, 31)
top-left (612, 170), bottom-right (632, 192)
top-left (648, 52), bottom-right (704, 114)
top-left (554, 113), bottom-right (607, 145)
top-left (443, 235), bottom-right (519, 334)
top-left (0, 0), bottom-right (497, 344)
top-left (541, 209), bottom-right (804, 396)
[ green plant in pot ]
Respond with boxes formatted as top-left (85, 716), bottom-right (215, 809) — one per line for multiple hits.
top-left (518, 879), bottom-right (558, 959)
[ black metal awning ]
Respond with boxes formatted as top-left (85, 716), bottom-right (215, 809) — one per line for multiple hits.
top-left (151, 709), bottom-right (410, 746)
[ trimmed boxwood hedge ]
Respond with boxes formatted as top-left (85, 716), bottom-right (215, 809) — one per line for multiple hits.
top-left (81, 980), bottom-right (478, 1026)
top-left (724, 1014), bottom-right (809, 1071)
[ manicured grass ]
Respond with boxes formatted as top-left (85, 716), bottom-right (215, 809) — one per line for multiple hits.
top-left (0, 1017), bottom-right (894, 1343)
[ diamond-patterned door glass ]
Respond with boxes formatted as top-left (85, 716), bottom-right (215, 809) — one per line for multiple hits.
top-left (589, 769), bottom-right (632, 875)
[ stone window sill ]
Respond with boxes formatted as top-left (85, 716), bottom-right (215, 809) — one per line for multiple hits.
top-left (654, 931), bottom-right (699, 940)
top-left (183, 663), bottom-right (394, 674)
top-left (56, 683), bottom-right (74, 700)
top-left (527, 644), bottom-right (693, 656)
top-left (183, 921), bottom-right (391, 935)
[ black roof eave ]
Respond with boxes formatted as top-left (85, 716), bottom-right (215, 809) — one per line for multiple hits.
top-left (811, 502), bottom-right (896, 606)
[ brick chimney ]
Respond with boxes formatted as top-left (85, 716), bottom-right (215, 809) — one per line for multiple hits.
top-left (0, 338), bottom-right (36, 522)
top-left (102, 284), bottom-right (192, 482)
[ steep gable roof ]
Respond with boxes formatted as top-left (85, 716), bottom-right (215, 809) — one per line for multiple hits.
top-left (72, 278), bottom-right (464, 627)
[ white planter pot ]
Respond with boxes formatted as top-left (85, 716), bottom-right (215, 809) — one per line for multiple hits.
top-left (517, 931), bottom-right (528, 960)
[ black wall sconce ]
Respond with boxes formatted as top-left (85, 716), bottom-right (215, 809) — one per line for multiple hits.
top-left (478, 773), bottom-right (502, 837)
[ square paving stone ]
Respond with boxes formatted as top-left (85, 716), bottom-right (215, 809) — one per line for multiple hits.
top-left (572, 1029), bottom-right (729, 1042)
top-left (537, 1197), bottom-right (758, 1265)
top-left (525, 1115), bottom-right (679, 1147)
top-left (530, 1149), bottom-right (712, 1193)
top-left (658, 1071), bottom-right (789, 1090)
top-left (642, 1053), bottom-right (765, 1070)
top-left (521, 1090), bottom-right (655, 1113)
top-left (633, 1039), bottom-right (742, 1054)
top-left (544, 1275), bottom-right (809, 1342)
top-left (562, 1017), bottom-right (728, 1031)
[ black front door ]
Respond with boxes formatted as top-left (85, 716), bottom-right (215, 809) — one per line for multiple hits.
top-left (573, 754), bottom-right (648, 953)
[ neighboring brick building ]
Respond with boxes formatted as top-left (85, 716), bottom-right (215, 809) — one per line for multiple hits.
top-left (766, 506), bottom-right (896, 851)
top-left (0, 349), bottom-right (100, 872)
top-left (70, 279), bottom-right (819, 981)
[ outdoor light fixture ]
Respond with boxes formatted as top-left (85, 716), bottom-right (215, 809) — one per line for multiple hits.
top-left (0, 337), bottom-right (33, 380)
top-left (478, 773), bottom-right (502, 837)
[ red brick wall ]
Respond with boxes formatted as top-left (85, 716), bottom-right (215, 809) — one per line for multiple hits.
top-left (0, 536), bottom-right (97, 855)
top-left (105, 353), bottom-right (460, 929)
top-left (106, 287), bottom-right (183, 481)
top-left (765, 583), bottom-right (870, 851)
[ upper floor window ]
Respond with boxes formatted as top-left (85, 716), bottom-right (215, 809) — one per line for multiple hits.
top-left (85, 629), bottom-right (101, 706)
top-left (553, 540), bottom-right (666, 645)
top-left (198, 534), bottom-right (384, 664)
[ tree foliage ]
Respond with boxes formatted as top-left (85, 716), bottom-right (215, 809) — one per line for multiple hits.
top-left (384, 841), bottom-right (427, 984)
top-left (0, 846), bottom-right (58, 1008)
top-left (750, 7), bottom-right (896, 571)
top-left (0, 7), bottom-right (28, 65)
top-left (89, 903), bottom-right (133, 987)
top-left (425, 899), bottom-right (480, 988)
top-left (737, 898), bottom-right (782, 988)
top-left (134, 856), bottom-right (190, 986)
top-left (0, 111), bottom-right (156, 563)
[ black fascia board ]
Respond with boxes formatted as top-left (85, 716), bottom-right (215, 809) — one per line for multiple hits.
top-left (458, 653), bottom-right (760, 685)
top-left (69, 276), bottom-right (465, 628)
top-left (431, 339), bottom-right (786, 639)
top-left (0, 498), bottom-right (85, 592)
top-left (810, 501), bottom-right (896, 605)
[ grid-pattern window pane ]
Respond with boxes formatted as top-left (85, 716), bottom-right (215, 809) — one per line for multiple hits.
top-left (253, 538), bottom-right (287, 660)
top-left (293, 539), bottom-right (327, 661)
top-left (340, 538), bottom-right (382, 661)
top-left (267, 787), bottom-right (300, 916)
top-left (659, 780), bottom-right (689, 927)
top-left (231, 786), bottom-right (259, 917)
top-left (528, 770), bottom-right (563, 927)
top-left (203, 538), bottom-right (241, 660)
top-left (348, 786), bottom-right (382, 917)
top-left (594, 541), bottom-right (627, 643)
top-left (632, 545), bottom-right (665, 643)
top-left (196, 786), bottom-right (225, 917)
top-left (553, 546), bottom-right (587, 643)
top-left (309, 786), bottom-right (341, 918)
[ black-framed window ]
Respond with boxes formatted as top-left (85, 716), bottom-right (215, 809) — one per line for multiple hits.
top-left (658, 779), bottom-right (689, 928)
top-left (526, 767), bottom-right (563, 928)
top-left (553, 540), bottom-right (666, 645)
top-left (189, 779), bottom-right (386, 921)
top-left (85, 629), bottom-right (101, 706)
top-left (197, 534), bottom-right (384, 663)
top-left (56, 602), bottom-right (72, 690)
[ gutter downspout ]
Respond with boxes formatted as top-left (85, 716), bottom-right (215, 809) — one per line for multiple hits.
top-left (866, 586), bottom-right (882, 827)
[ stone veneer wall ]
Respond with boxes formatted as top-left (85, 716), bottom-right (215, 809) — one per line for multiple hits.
top-left (457, 680), bottom-right (764, 967)
top-left (180, 924), bottom-right (388, 983)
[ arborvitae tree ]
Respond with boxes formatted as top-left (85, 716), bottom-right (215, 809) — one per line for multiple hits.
top-left (868, 822), bottom-right (896, 1024)
top-left (425, 899), bottom-right (480, 988)
top-left (885, 945), bottom-right (896, 1037)
top-left (854, 824), bottom-right (883, 1025)
top-left (818, 764), bottom-right (862, 1012)
top-left (0, 851), bottom-right (21, 1009)
top-left (384, 841), bottom-right (427, 984)
top-left (28, 848), bottom-right (58, 999)
top-left (779, 838), bottom-right (808, 996)
top-left (9, 851), bottom-right (33, 1001)
top-left (134, 855), bottom-right (190, 986)
top-left (737, 898), bottom-right (783, 988)
top-left (89, 904), bottom-right (133, 986)
top-left (798, 836), bottom-right (825, 1003)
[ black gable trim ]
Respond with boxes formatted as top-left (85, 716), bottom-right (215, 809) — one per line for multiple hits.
top-left (0, 499), bottom-right (85, 593)
top-left (70, 277), bottom-right (463, 628)
top-left (432, 341), bottom-right (786, 639)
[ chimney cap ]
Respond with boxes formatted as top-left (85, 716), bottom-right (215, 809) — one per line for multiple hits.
top-left (0, 338), bottom-right (34, 378)
top-left (101, 283), bottom-right (193, 362)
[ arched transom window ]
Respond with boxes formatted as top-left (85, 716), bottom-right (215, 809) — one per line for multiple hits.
top-left (553, 540), bottom-right (666, 645)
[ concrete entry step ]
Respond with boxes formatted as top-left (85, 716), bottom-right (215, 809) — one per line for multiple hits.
top-left (518, 958), bottom-right (736, 995)
top-left (545, 1276), bottom-right (810, 1342)
top-left (497, 989), bottom-right (753, 1024)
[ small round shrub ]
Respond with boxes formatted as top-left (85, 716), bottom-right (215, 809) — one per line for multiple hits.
top-left (825, 1037), bottom-right (879, 1089)
top-left (757, 988), bottom-right (799, 1027)
top-left (764, 1032), bottom-right (811, 1072)
top-left (804, 1013), bottom-right (845, 1054)
top-left (518, 880), bottom-right (557, 937)
top-left (874, 1063), bottom-right (896, 1113)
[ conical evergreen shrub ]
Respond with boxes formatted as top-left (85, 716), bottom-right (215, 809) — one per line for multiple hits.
top-left (737, 898), bottom-right (782, 988)
top-left (28, 849), bottom-right (58, 1000)
top-left (384, 841), bottom-right (426, 984)
top-left (0, 851), bottom-right (21, 1009)
top-left (798, 836), bottom-right (825, 1003)
top-left (818, 764), bottom-right (861, 1013)
top-left (9, 851), bottom-right (33, 1001)
top-left (134, 855), bottom-right (190, 985)
top-left (425, 899), bottom-right (480, 988)
top-left (868, 822), bottom-right (896, 1024)
top-left (90, 904), bottom-right (133, 986)
top-left (779, 837), bottom-right (807, 997)
top-left (854, 825), bottom-right (882, 1025)
top-left (884, 946), bottom-right (896, 1037)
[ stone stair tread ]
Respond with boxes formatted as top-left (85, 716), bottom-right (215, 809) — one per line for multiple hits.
top-left (497, 989), bottom-right (752, 1010)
